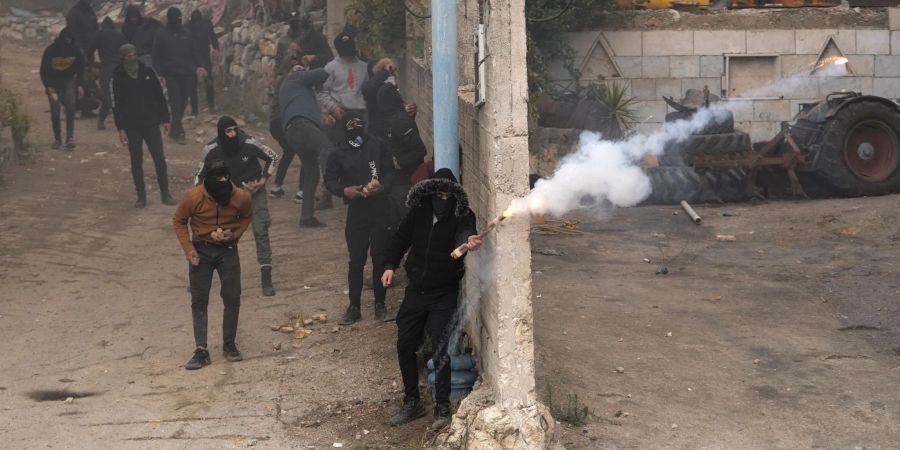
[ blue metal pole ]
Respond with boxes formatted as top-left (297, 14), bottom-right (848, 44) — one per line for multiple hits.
top-left (431, 0), bottom-right (459, 177)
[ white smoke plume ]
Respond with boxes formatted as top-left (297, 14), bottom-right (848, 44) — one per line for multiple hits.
top-left (510, 106), bottom-right (731, 216)
top-left (508, 59), bottom-right (850, 218)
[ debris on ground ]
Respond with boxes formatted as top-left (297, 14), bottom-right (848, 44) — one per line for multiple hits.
top-left (536, 248), bottom-right (566, 256)
top-left (533, 219), bottom-right (582, 235)
top-left (716, 235), bottom-right (736, 242)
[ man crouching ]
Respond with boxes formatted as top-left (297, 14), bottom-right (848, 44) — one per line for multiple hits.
top-left (173, 160), bottom-right (253, 370)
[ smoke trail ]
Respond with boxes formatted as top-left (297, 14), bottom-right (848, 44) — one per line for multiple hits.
top-left (509, 60), bottom-right (850, 218)
top-left (510, 106), bottom-right (731, 216)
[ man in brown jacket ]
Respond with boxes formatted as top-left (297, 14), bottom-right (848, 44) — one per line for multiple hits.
top-left (173, 160), bottom-right (253, 370)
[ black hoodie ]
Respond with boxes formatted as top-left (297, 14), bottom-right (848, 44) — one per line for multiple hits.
top-left (88, 17), bottom-right (127, 66)
top-left (152, 8), bottom-right (198, 77)
top-left (187, 10), bottom-right (219, 71)
top-left (133, 17), bottom-right (162, 57)
top-left (384, 171), bottom-right (477, 293)
top-left (378, 84), bottom-right (426, 184)
top-left (122, 5), bottom-right (143, 43)
top-left (324, 114), bottom-right (396, 205)
top-left (196, 123), bottom-right (279, 185)
top-left (40, 28), bottom-right (84, 89)
top-left (65, 0), bottom-right (98, 53)
top-left (111, 61), bottom-right (170, 130)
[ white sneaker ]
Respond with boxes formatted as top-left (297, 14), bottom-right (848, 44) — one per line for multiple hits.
top-left (293, 191), bottom-right (304, 203)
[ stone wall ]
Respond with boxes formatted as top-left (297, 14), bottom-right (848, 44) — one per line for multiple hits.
top-left (547, 7), bottom-right (899, 143)
top-left (0, 14), bottom-right (64, 43)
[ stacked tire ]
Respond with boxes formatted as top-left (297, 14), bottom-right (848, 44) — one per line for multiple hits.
top-left (646, 109), bottom-right (752, 205)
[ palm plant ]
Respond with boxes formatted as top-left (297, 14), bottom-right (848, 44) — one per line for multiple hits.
top-left (588, 81), bottom-right (639, 140)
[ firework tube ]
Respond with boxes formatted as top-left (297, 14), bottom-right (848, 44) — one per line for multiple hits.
top-left (680, 200), bottom-right (702, 224)
top-left (450, 210), bottom-right (511, 259)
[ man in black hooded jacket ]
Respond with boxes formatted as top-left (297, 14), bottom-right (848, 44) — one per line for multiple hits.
top-left (187, 9), bottom-right (219, 115)
top-left (153, 7), bottom-right (199, 145)
top-left (380, 168), bottom-right (481, 430)
top-left (196, 116), bottom-right (280, 296)
top-left (111, 44), bottom-right (175, 208)
top-left (122, 4), bottom-right (143, 43)
top-left (40, 28), bottom-right (84, 150)
top-left (377, 82), bottom-right (426, 229)
top-left (324, 112), bottom-right (395, 325)
top-left (88, 16), bottom-right (126, 130)
top-left (66, 0), bottom-right (97, 116)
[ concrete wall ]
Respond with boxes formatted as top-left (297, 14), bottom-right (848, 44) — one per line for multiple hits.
top-left (550, 8), bottom-right (900, 143)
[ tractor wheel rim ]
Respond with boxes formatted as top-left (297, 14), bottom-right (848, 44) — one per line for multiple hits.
top-left (843, 120), bottom-right (900, 182)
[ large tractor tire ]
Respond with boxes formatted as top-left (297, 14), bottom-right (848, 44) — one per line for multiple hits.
top-left (801, 101), bottom-right (900, 196)
top-left (665, 110), bottom-right (735, 135)
top-left (645, 166), bottom-right (750, 205)
top-left (658, 131), bottom-right (751, 166)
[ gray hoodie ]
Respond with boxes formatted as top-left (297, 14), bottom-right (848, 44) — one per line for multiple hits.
top-left (279, 68), bottom-right (330, 129)
top-left (318, 57), bottom-right (369, 112)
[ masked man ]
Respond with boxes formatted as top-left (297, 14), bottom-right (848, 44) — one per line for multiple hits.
top-left (381, 169), bottom-right (481, 430)
top-left (40, 28), bottom-right (84, 150)
top-left (196, 116), bottom-right (280, 296)
top-left (174, 160), bottom-right (253, 370)
top-left (111, 44), bottom-right (175, 208)
top-left (152, 7), bottom-right (199, 144)
top-left (324, 112), bottom-right (395, 325)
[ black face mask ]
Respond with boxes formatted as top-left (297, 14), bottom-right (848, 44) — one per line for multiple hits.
top-left (204, 176), bottom-right (233, 206)
top-left (432, 196), bottom-right (454, 220)
top-left (346, 126), bottom-right (364, 147)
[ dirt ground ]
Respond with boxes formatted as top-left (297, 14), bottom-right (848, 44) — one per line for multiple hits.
top-left (4, 39), bottom-right (900, 450)
top-left (533, 201), bottom-right (900, 448)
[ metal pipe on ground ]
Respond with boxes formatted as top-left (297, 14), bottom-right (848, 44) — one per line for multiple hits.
top-left (680, 200), bottom-right (702, 224)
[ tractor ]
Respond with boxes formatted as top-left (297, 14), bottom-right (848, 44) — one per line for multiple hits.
top-left (646, 90), bottom-right (900, 204)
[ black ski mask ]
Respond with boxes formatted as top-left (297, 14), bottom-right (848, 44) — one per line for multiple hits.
top-left (204, 160), bottom-right (233, 206)
top-left (166, 7), bottom-right (183, 31)
top-left (334, 33), bottom-right (357, 58)
top-left (342, 112), bottom-right (364, 148)
top-left (217, 116), bottom-right (240, 155)
top-left (431, 168), bottom-right (458, 220)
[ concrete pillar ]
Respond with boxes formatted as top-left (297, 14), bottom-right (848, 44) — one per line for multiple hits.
top-left (439, 0), bottom-right (553, 447)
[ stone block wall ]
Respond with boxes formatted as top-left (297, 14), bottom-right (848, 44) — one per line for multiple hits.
top-left (550, 8), bottom-right (899, 143)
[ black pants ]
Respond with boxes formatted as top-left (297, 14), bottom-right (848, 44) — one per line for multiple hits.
top-left (97, 64), bottom-right (116, 122)
top-left (270, 118), bottom-right (296, 188)
top-left (189, 242), bottom-right (241, 348)
top-left (47, 80), bottom-right (76, 142)
top-left (190, 70), bottom-right (215, 115)
top-left (165, 74), bottom-right (196, 138)
top-left (396, 287), bottom-right (458, 405)
top-left (345, 200), bottom-right (390, 307)
top-left (284, 117), bottom-right (332, 220)
top-left (125, 124), bottom-right (170, 199)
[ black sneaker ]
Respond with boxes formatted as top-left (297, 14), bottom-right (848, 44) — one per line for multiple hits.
top-left (161, 193), bottom-right (177, 206)
top-left (51, 139), bottom-right (61, 150)
top-left (375, 303), bottom-right (392, 322)
top-left (134, 198), bottom-right (147, 209)
top-left (389, 397), bottom-right (426, 426)
top-left (185, 348), bottom-right (211, 370)
top-left (338, 306), bottom-right (361, 325)
top-left (223, 343), bottom-right (243, 362)
top-left (298, 217), bottom-right (326, 228)
top-left (64, 138), bottom-right (76, 150)
top-left (430, 403), bottom-right (452, 430)
top-left (268, 186), bottom-right (285, 199)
